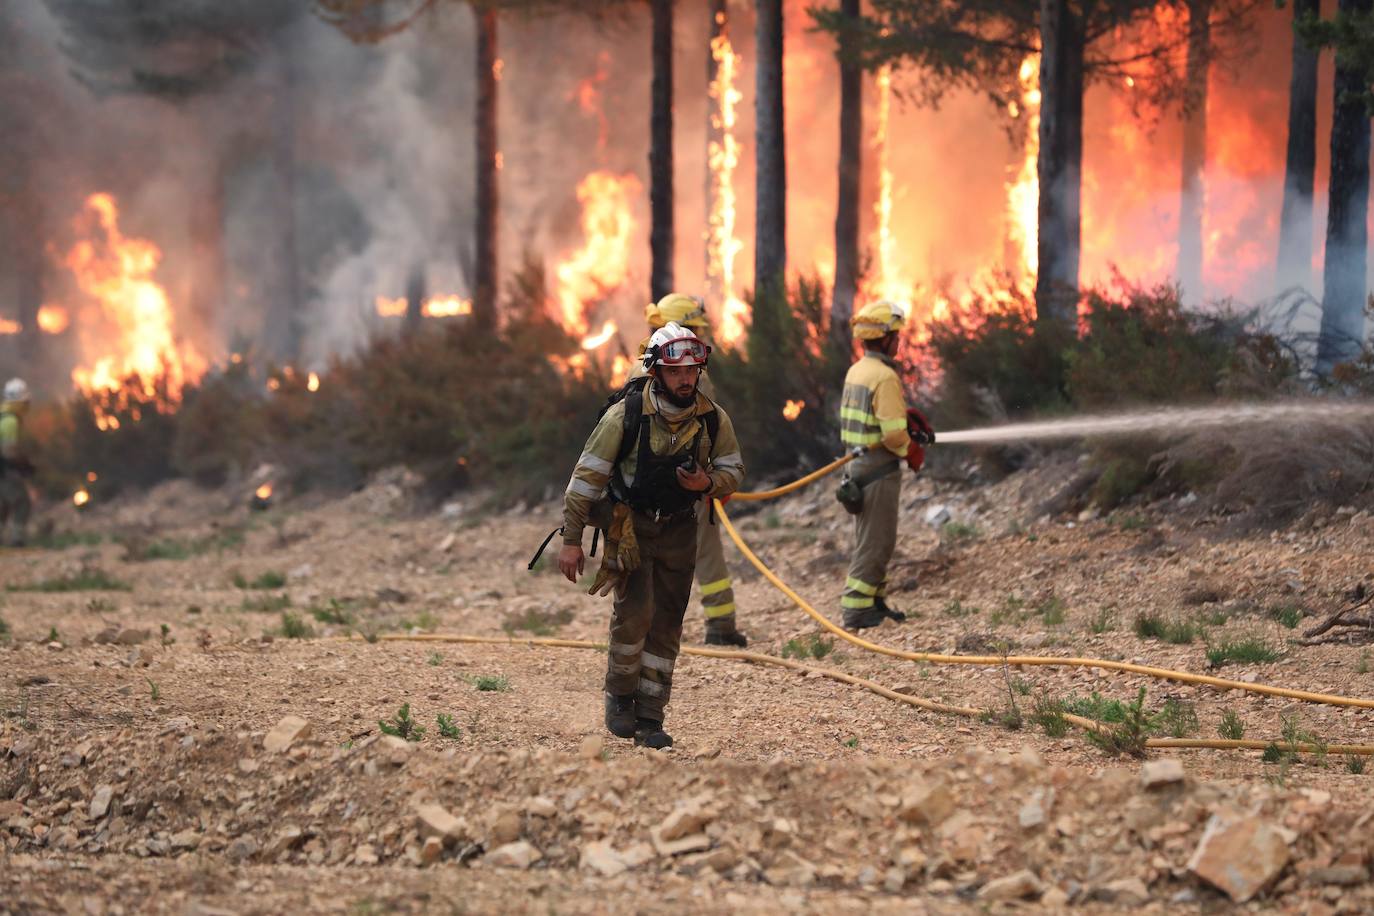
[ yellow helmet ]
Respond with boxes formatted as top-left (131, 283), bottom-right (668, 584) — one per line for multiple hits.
top-left (851, 300), bottom-right (907, 340)
top-left (651, 292), bottom-right (709, 330)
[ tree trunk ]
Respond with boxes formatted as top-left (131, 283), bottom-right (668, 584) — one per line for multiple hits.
top-left (267, 23), bottom-right (302, 364)
top-left (473, 5), bottom-right (499, 330)
top-left (754, 0), bottom-right (786, 305)
top-left (403, 261), bottom-right (427, 337)
top-left (1034, 0), bottom-right (1084, 333)
top-left (1175, 0), bottom-right (1210, 302)
top-left (650, 0), bottom-right (675, 302)
top-left (831, 0), bottom-right (861, 344)
top-left (1277, 0), bottom-right (1320, 291)
top-left (1318, 0), bottom-right (1372, 375)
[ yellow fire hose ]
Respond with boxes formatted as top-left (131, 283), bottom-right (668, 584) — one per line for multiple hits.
top-left (711, 498), bottom-right (1374, 712)
top-left (729, 454), bottom-right (856, 501)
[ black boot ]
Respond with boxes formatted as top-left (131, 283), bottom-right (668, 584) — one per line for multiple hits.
top-left (604, 692), bottom-right (637, 739)
top-left (633, 717), bottom-right (673, 750)
top-left (843, 607), bottom-right (888, 630)
top-left (704, 615), bottom-right (748, 647)
top-left (875, 597), bottom-right (907, 622)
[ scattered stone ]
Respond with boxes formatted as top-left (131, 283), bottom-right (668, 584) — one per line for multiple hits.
top-left (353, 843), bottom-right (379, 866)
top-left (652, 832), bottom-right (712, 858)
top-left (898, 780), bottom-right (954, 826)
top-left (263, 715), bottom-right (311, 753)
top-left (1019, 790), bottom-right (1049, 829)
top-left (1140, 758), bottom-right (1185, 790)
top-left (486, 840), bottom-right (541, 869)
top-left (88, 786), bottom-right (114, 820)
top-left (1187, 814), bottom-right (1290, 903)
top-left (414, 803), bottom-right (469, 845)
top-left (579, 735), bottom-right (604, 760)
top-left (489, 810), bottom-right (522, 845)
top-left (525, 796), bottom-right (557, 818)
top-left (420, 836), bottom-right (444, 865)
top-left (979, 869), bottom-right (1044, 901)
top-left (169, 829), bottom-right (202, 851)
top-left (1308, 865), bottom-right (1369, 887)
top-left (1095, 877), bottom-right (1151, 905)
top-left (581, 840), bottom-right (628, 877)
top-left (114, 628), bottom-right (150, 646)
top-left (226, 835), bottom-right (259, 863)
top-left (924, 505), bottom-right (952, 528)
top-left (658, 800), bottom-right (714, 842)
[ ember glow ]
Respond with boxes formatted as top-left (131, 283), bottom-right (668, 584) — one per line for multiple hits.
top-left (38, 305), bottom-right (71, 334)
top-left (421, 295), bottom-right (472, 317)
top-left (63, 193), bottom-right (205, 414)
top-left (72, 488), bottom-right (90, 508)
top-left (0, 318), bottom-right (18, 335)
top-left (782, 399), bottom-right (804, 421)
top-left (374, 295), bottom-right (407, 317)
top-left (707, 14), bottom-right (748, 346)
top-left (307, 372), bottom-right (321, 392)
top-left (255, 483), bottom-right (273, 501)
top-left (553, 170), bottom-right (640, 337)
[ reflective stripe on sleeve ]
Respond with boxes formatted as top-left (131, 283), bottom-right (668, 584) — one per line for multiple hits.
top-left (576, 451), bottom-right (614, 475)
top-left (566, 477), bottom-right (604, 499)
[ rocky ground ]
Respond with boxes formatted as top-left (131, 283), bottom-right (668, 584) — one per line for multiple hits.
top-left (3, 457), bottom-right (1374, 914)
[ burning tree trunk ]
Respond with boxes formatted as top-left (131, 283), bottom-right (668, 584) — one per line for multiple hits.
top-left (403, 261), bottom-right (427, 336)
top-left (754, 0), bottom-right (787, 305)
top-left (831, 0), bottom-right (862, 343)
top-left (649, 0), bottom-right (675, 301)
top-left (1277, 0), bottom-right (1320, 292)
top-left (1176, 0), bottom-right (1210, 302)
top-left (1035, 0), bottom-right (1085, 333)
top-left (1318, 0), bottom-right (1372, 376)
top-left (473, 5), bottom-right (499, 331)
top-left (267, 23), bottom-right (302, 363)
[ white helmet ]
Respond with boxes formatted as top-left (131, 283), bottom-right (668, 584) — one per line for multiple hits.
top-left (3, 378), bottom-right (30, 403)
top-left (643, 321), bottom-right (711, 370)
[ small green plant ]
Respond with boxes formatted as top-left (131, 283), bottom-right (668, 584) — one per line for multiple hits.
top-left (1113, 513), bottom-right (1149, 531)
top-left (1217, 708), bottom-right (1246, 740)
top-left (1269, 605), bottom-right (1303, 629)
top-left (1206, 638), bottom-right (1280, 667)
top-left (310, 599), bottom-right (354, 626)
top-left (1038, 596), bottom-right (1066, 627)
top-left (436, 713), bottom-right (462, 739)
top-left (6, 569), bottom-right (131, 592)
top-left (1029, 695), bottom-right (1070, 738)
top-left (1064, 691), bottom-right (1132, 723)
top-left (989, 595), bottom-right (1027, 627)
top-left (1357, 651), bottom-right (1370, 675)
top-left (982, 657), bottom-right (1024, 730)
top-left (1261, 742), bottom-right (1283, 763)
top-left (467, 674), bottom-right (511, 692)
top-left (844, 737), bottom-right (859, 748)
top-left (1133, 613), bottom-right (1199, 644)
top-left (1084, 687), bottom-right (1155, 757)
top-left (398, 611), bottom-right (440, 632)
top-left (46, 626), bottom-right (60, 645)
top-left (1088, 608), bottom-right (1116, 634)
top-left (764, 510), bottom-right (782, 529)
top-left (85, 597), bottom-right (116, 614)
top-left (781, 634), bottom-right (835, 660)
top-left (1134, 613), bottom-right (1165, 639)
top-left (941, 599), bottom-right (980, 618)
top-left (379, 703), bottom-right (425, 741)
top-left (1157, 699), bottom-right (1200, 738)
top-left (363, 629), bottom-right (380, 644)
top-left (940, 521), bottom-right (980, 543)
top-left (427, 651), bottom-right (444, 667)
top-left (159, 623), bottom-right (173, 647)
top-left (186, 605), bottom-right (202, 615)
top-left (0, 615), bottom-right (9, 645)
top-left (32, 530), bottom-right (104, 550)
top-left (241, 593), bottom-right (292, 614)
top-left (1011, 677), bottom-right (1033, 696)
top-left (1202, 608), bottom-right (1230, 627)
top-left (146, 677), bottom-right (160, 702)
top-left (279, 611), bottom-right (313, 639)
top-left (502, 606), bottom-right (574, 637)
top-left (1346, 755), bottom-right (1366, 775)
top-left (1280, 713), bottom-right (1328, 767)
top-left (233, 570), bottom-right (287, 590)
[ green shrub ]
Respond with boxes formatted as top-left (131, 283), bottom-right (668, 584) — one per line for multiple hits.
top-left (379, 703), bottom-right (425, 742)
top-left (234, 571), bottom-right (287, 590)
top-left (1084, 688), bottom-right (1155, 757)
top-left (6, 569), bottom-right (131, 592)
top-left (1157, 699), bottom-right (1200, 738)
top-left (279, 612), bottom-right (313, 639)
top-left (781, 634), bottom-right (835, 660)
top-left (1217, 709), bottom-right (1245, 740)
top-left (1206, 638), bottom-right (1280, 667)
top-left (1269, 605), bottom-right (1304, 629)
top-left (1134, 613), bottom-right (1199, 644)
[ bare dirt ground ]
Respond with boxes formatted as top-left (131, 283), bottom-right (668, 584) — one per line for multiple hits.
top-left (3, 458), bottom-right (1374, 914)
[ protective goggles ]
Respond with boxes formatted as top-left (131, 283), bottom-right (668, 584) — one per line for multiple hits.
top-left (647, 336), bottom-right (711, 367)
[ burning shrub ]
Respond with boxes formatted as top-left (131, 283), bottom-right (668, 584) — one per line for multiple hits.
top-left (172, 358), bottom-right (269, 486)
top-left (710, 276), bottom-right (849, 480)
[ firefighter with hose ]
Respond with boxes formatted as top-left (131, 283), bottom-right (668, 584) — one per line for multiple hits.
top-left (0, 378), bottom-right (35, 548)
top-left (836, 302), bottom-right (934, 630)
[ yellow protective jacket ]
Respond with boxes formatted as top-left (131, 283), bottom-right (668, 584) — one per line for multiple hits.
top-left (562, 388), bottom-right (744, 546)
top-left (0, 409), bottom-right (21, 462)
top-left (839, 353), bottom-right (910, 458)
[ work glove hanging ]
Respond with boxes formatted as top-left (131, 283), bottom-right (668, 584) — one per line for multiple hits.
top-left (906, 407), bottom-right (936, 445)
top-left (587, 503), bottom-right (640, 599)
top-left (905, 439), bottom-right (926, 475)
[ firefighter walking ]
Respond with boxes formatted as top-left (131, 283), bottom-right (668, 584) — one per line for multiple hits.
top-left (560, 321), bottom-right (745, 748)
top-left (838, 302), bottom-right (933, 629)
top-left (0, 378), bottom-right (34, 548)
top-left (630, 293), bottom-right (748, 647)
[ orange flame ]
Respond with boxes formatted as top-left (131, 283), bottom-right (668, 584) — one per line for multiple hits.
top-left (1007, 55), bottom-right (1041, 282)
top-left (553, 171), bottom-right (640, 337)
top-left (86, 471), bottom-right (98, 482)
top-left (610, 353), bottom-right (631, 388)
top-left (307, 372), bottom-right (320, 392)
top-left (580, 319), bottom-right (618, 350)
top-left (255, 483), bottom-right (273, 501)
top-left (422, 295), bottom-right (473, 317)
top-left (0, 318), bottom-right (18, 335)
top-left (782, 399), bottom-right (804, 421)
top-left (63, 193), bottom-right (205, 412)
top-left (865, 65), bottom-right (911, 307)
top-left (37, 305), bottom-right (70, 335)
top-left (73, 488), bottom-right (90, 508)
top-left (374, 296), bottom-right (408, 317)
top-left (707, 22), bottom-right (747, 345)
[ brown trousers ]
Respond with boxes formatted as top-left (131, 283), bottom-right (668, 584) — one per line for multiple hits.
top-left (842, 453), bottom-right (902, 618)
top-left (604, 511), bottom-right (698, 722)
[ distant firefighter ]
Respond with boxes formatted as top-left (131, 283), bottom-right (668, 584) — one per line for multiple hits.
top-left (836, 302), bottom-right (934, 629)
top-left (560, 321), bottom-right (745, 750)
top-left (628, 293), bottom-right (749, 648)
top-left (0, 377), bottom-right (34, 547)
